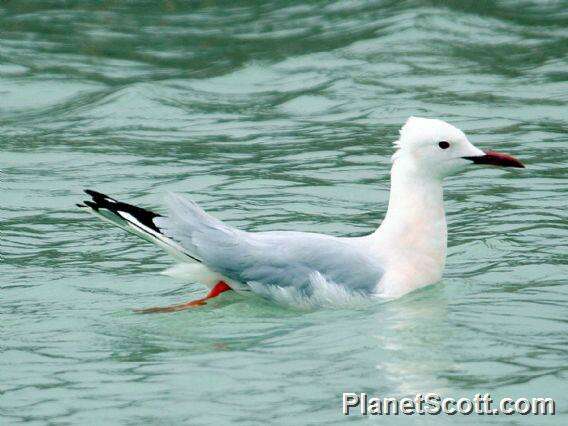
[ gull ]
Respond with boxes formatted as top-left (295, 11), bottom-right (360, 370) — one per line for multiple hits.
top-left (78, 117), bottom-right (524, 312)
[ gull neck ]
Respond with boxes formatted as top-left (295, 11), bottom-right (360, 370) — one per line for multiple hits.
top-left (371, 156), bottom-right (447, 296)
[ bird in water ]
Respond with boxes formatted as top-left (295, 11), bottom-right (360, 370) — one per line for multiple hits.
top-left (78, 117), bottom-right (524, 313)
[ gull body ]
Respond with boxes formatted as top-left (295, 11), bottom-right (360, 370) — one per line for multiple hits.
top-left (80, 117), bottom-right (524, 309)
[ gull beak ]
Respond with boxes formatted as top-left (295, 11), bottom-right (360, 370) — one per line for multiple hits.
top-left (463, 150), bottom-right (525, 168)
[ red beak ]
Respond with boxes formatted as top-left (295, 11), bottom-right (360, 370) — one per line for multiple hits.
top-left (463, 150), bottom-right (525, 168)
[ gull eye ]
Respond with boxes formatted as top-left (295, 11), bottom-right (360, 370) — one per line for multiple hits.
top-left (438, 141), bottom-right (450, 149)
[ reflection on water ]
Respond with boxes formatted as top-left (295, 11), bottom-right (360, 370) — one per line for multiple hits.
top-left (1, 0), bottom-right (567, 423)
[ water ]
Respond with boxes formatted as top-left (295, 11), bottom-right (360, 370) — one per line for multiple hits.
top-left (1, 0), bottom-right (567, 424)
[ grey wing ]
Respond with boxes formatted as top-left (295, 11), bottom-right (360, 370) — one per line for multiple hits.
top-left (155, 193), bottom-right (384, 295)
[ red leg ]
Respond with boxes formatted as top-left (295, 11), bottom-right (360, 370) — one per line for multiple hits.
top-left (205, 281), bottom-right (231, 298)
top-left (134, 281), bottom-right (232, 314)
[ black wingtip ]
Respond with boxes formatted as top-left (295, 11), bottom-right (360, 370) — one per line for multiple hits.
top-left (80, 191), bottom-right (164, 233)
top-left (84, 189), bottom-right (109, 199)
top-left (76, 203), bottom-right (87, 208)
top-left (84, 189), bottom-right (119, 205)
top-left (84, 200), bottom-right (99, 211)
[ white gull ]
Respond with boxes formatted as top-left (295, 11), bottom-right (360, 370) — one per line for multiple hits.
top-left (79, 117), bottom-right (524, 312)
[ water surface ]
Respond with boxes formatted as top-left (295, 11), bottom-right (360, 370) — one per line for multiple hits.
top-left (1, 1), bottom-right (567, 424)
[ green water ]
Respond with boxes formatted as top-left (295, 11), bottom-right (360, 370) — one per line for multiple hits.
top-left (1, 1), bottom-right (567, 424)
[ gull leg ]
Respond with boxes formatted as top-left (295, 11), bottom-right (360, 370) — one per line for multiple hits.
top-left (134, 281), bottom-right (232, 314)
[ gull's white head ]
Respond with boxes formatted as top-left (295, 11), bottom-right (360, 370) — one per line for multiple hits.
top-left (393, 116), bottom-right (524, 179)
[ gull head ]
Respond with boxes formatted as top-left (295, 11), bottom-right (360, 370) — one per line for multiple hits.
top-left (393, 116), bottom-right (524, 180)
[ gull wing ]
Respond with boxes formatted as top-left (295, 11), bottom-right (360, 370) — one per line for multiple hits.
top-left (155, 193), bottom-right (383, 294)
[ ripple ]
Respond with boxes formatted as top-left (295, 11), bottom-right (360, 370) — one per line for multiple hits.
top-left (1, 0), bottom-right (567, 423)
